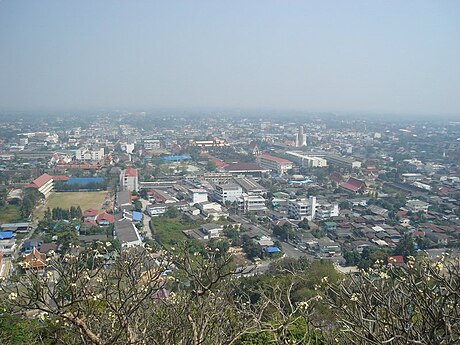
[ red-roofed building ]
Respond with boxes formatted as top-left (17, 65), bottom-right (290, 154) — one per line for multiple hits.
top-left (256, 153), bottom-right (293, 174)
top-left (396, 210), bottom-right (408, 218)
top-left (83, 208), bottom-right (99, 221)
top-left (96, 212), bottom-right (115, 226)
top-left (22, 248), bottom-right (46, 271)
top-left (209, 156), bottom-right (229, 170)
top-left (26, 173), bottom-right (54, 198)
top-left (120, 168), bottom-right (139, 192)
top-left (55, 164), bottom-right (101, 170)
top-left (340, 177), bottom-right (364, 194)
top-left (51, 175), bottom-right (69, 181)
top-left (84, 218), bottom-right (98, 226)
top-left (388, 255), bottom-right (405, 266)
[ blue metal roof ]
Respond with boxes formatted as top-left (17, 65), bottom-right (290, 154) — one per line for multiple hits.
top-left (265, 246), bottom-right (281, 253)
top-left (163, 155), bottom-right (192, 162)
top-left (132, 211), bottom-right (143, 221)
top-left (0, 231), bottom-right (14, 240)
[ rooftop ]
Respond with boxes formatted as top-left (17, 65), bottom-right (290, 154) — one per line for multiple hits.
top-left (258, 153), bottom-right (292, 164)
top-left (125, 167), bottom-right (138, 177)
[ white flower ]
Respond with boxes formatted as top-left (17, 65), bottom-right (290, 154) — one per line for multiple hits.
top-left (106, 242), bottom-right (112, 247)
top-left (379, 271), bottom-right (390, 280)
top-left (321, 276), bottom-right (328, 284)
top-left (8, 292), bottom-right (17, 301)
top-left (350, 293), bottom-right (360, 302)
top-left (298, 301), bottom-right (309, 311)
top-left (434, 262), bottom-right (444, 272)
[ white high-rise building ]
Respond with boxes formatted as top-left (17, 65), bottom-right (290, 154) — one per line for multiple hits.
top-left (295, 126), bottom-right (307, 147)
top-left (214, 184), bottom-right (243, 204)
top-left (120, 167), bottom-right (139, 192)
top-left (288, 196), bottom-right (338, 220)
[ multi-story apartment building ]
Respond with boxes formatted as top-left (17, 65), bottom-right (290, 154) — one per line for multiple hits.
top-left (239, 195), bottom-right (267, 213)
top-left (256, 153), bottom-right (293, 174)
top-left (75, 147), bottom-right (105, 161)
top-left (286, 151), bottom-right (328, 168)
top-left (315, 202), bottom-right (340, 220)
top-left (288, 197), bottom-right (315, 220)
top-left (188, 188), bottom-right (208, 204)
top-left (26, 173), bottom-right (54, 198)
top-left (214, 183), bottom-right (243, 204)
top-left (325, 155), bottom-right (361, 169)
top-left (406, 199), bottom-right (430, 214)
top-left (190, 138), bottom-right (227, 148)
top-left (120, 167), bottom-right (138, 192)
top-left (289, 196), bottom-right (339, 220)
top-left (143, 139), bottom-right (161, 150)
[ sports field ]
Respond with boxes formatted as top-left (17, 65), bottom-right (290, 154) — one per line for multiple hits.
top-left (38, 191), bottom-right (109, 218)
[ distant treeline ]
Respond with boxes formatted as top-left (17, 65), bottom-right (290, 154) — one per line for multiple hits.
top-left (44, 206), bottom-right (83, 221)
top-left (54, 181), bottom-right (107, 191)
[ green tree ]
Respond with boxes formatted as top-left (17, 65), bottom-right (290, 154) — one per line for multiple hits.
top-left (205, 161), bottom-right (217, 172)
top-left (393, 233), bottom-right (416, 258)
top-left (164, 206), bottom-right (179, 218)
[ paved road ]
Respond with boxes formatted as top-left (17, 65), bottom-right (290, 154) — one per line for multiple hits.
top-left (230, 215), bottom-right (314, 260)
top-left (140, 199), bottom-right (153, 240)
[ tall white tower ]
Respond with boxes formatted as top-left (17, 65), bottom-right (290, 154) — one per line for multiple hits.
top-left (298, 126), bottom-right (307, 147)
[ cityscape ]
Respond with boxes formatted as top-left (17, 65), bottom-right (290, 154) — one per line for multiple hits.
top-left (0, 0), bottom-right (459, 344)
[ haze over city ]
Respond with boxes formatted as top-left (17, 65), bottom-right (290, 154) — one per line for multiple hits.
top-left (0, 0), bottom-right (459, 118)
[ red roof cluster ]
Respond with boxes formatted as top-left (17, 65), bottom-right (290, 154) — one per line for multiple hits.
top-left (51, 175), bottom-right (69, 181)
top-left (84, 218), bottom-right (98, 226)
top-left (340, 177), bottom-right (364, 193)
top-left (56, 164), bottom-right (100, 170)
top-left (22, 248), bottom-right (46, 270)
top-left (125, 167), bottom-right (138, 177)
top-left (28, 173), bottom-right (53, 189)
top-left (258, 153), bottom-right (292, 164)
top-left (96, 212), bottom-right (115, 224)
top-left (208, 156), bottom-right (228, 169)
top-left (388, 255), bottom-right (405, 266)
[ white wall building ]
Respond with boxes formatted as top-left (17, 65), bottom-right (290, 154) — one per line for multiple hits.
top-left (75, 147), bottom-right (105, 161)
top-left (143, 139), bottom-right (161, 150)
top-left (239, 195), bottom-right (267, 213)
top-left (26, 173), bottom-right (54, 199)
top-left (214, 183), bottom-right (243, 204)
top-left (286, 151), bottom-right (328, 168)
top-left (189, 188), bottom-right (208, 204)
top-left (289, 197), bottom-right (315, 220)
top-left (120, 167), bottom-right (139, 192)
top-left (256, 154), bottom-right (293, 174)
top-left (406, 199), bottom-right (430, 214)
top-left (289, 196), bottom-right (338, 220)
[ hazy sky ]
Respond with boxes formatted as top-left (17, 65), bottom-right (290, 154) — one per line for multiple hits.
top-left (0, 0), bottom-right (459, 116)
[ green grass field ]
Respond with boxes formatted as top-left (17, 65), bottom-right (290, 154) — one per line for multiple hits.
top-left (150, 216), bottom-right (204, 247)
top-left (0, 205), bottom-right (22, 223)
top-left (38, 191), bottom-right (109, 218)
